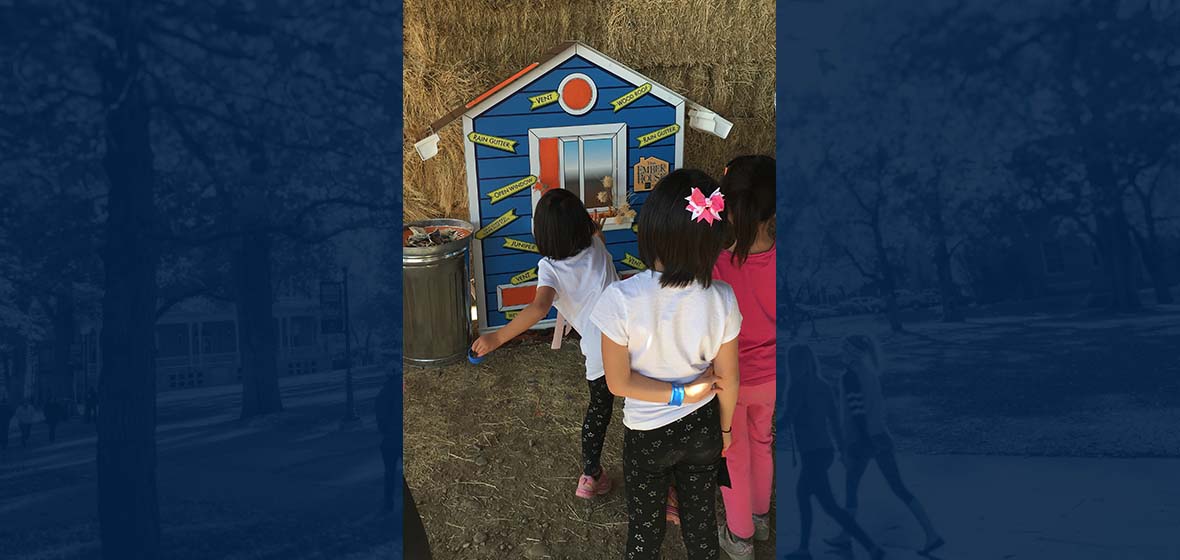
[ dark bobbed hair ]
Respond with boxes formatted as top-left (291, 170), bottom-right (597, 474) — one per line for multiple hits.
top-left (638, 168), bottom-right (728, 288)
top-left (721, 155), bottom-right (776, 265)
top-left (533, 187), bottom-right (596, 260)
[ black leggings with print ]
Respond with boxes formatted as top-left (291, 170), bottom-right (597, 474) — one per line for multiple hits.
top-left (583, 376), bottom-right (615, 476)
top-left (623, 399), bottom-right (722, 560)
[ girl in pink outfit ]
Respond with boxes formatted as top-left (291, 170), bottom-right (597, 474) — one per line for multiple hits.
top-left (713, 155), bottom-right (777, 559)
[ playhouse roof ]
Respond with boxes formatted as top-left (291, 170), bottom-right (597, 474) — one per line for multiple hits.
top-left (414, 41), bottom-right (732, 159)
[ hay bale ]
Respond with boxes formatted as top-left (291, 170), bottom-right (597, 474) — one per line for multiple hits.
top-left (403, 0), bottom-right (776, 221)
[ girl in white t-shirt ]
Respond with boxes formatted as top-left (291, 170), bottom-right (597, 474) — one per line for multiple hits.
top-left (591, 169), bottom-right (742, 560)
top-left (471, 187), bottom-right (717, 500)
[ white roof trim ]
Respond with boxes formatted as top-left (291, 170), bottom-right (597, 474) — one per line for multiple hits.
top-left (464, 42), bottom-right (721, 126)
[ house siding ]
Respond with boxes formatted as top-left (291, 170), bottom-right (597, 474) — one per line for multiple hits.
top-left (469, 55), bottom-right (682, 330)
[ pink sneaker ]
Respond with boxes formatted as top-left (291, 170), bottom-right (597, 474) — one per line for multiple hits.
top-left (575, 470), bottom-right (612, 499)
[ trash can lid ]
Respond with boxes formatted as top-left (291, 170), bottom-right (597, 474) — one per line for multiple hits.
top-left (403, 218), bottom-right (475, 260)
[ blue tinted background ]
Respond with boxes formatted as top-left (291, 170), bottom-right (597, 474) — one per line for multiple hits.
top-left (778, 1), bottom-right (1180, 559)
top-left (0, 2), bottom-right (402, 558)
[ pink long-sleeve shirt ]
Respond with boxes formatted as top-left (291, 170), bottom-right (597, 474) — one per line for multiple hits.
top-left (713, 246), bottom-right (776, 387)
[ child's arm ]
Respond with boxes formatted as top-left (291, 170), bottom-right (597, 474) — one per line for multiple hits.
top-left (470, 286), bottom-right (556, 356)
top-left (601, 335), bottom-right (718, 404)
top-left (712, 338), bottom-right (740, 451)
top-left (606, 360), bottom-right (720, 405)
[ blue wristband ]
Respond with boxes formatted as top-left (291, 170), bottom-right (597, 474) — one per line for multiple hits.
top-left (669, 384), bottom-right (685, 407)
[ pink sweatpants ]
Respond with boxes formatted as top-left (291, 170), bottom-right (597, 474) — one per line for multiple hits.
top-left (721, 379), bottom-right (776, 539)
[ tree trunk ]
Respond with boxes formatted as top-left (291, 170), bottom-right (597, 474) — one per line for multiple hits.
top-left (234, 227), bottom-right (283, 419)
top-left (1142, 248), bottom-right (1174, 305)
top-left (95, 3), bottom-right (161, 556)
top-left (933, 240), bottom-right (963, 322)
top-left (50, 290), bottom-right (76, 401)
top-left (1094, 207), bottom-right (1141, 311)
top-left (1131, 227), bottom-right (1174, 305)
top-left (872, 222), bottom-right (903, 332)
top-left (781, 270), bottom-right (801, 339)
top-left (926, 187), bottom-right (963, 322)
top-left (5, 296), bottom-right (32, 400)
top-left (1, 350), bottom-right (8, 400)
top-left (6, 332), bottom-right (27, 400)
top-left (1084, 142), bottom-right (1139, 312)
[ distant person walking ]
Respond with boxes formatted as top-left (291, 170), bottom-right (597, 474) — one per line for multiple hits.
top-left (16, 400), bottom-right (36, 447)
top-left (375, 374), bottom-right (397, 512)
top-left (43, 397), bottom-right (64, 443)
top-left (0, 397), bottom-right (13, 450)
top-left (85, 388), bottom-right (97, 423)
top-left (785, 344), bottom-right (885, 560)
top-left (826, 335), bottom-right (944, 555)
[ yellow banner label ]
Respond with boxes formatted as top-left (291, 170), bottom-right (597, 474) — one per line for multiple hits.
top-left (631, 223), bottom-right (639, 234)
top-left (502, 237), bottom-right (539, 253)
top-left (510, 267), bottom-right (538, 285)
top-left (637, 124), bottom-right (680, 148)
top-left (611, 83), bottom-right (652, 111)
top-left (487, 176), bottom-right (537, 204)
top-left (505, 310), bottom-right (520, 320)
top-left (468, 131), bottom-right (518, 153)
top-left (474, 209), bottom-right (519, 240)
top-left (622, 253), bottom-right (647, 270)
top-left (529, 91), bottom-right (559, 110)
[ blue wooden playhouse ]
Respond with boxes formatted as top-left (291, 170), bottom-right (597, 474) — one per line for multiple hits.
top-left (414, 41), bottom-right (733, 334)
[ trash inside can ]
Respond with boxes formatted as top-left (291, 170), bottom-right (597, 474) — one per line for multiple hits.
top-left (403, 219), bottom-right (474, 366)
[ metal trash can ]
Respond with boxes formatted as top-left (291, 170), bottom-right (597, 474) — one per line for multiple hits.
top-left (403, 218), bottom-right (474, 366)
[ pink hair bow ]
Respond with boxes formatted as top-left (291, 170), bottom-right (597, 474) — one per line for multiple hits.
top-left (685, 187), bottom-right (725, 225)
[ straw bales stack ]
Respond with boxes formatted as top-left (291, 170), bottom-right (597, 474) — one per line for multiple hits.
top-left (403, 0), bottom-right (776, 220)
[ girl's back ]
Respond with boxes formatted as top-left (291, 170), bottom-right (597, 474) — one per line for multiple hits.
top-left (538, 235), bottom-right (619, 378)
top-left (593, 270), bottom-right (741, 429)
top-left (539, 236), bottom-right (618, 323)
top-left (713, 154), bottom-right (776, 387)
top-left (714, 247), bottom-right (774, 385)
top-left (839, 335), bottom-right (890, 438)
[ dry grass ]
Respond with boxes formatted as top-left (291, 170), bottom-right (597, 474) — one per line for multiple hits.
top-left (403, 0), bottom-right (776, 221)
top-left (404, 340), bottom-right (776, 559)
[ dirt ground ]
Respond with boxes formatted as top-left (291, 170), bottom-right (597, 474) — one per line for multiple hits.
top-left (404, 335), bottom-right (777, 559)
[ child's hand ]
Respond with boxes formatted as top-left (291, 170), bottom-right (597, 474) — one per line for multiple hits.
top-left (722, 431), bottom-right (732, 451)
top-left (470, 333), bottom-right (501, 357)
top-left (683, 368), bottom-right (720, 404)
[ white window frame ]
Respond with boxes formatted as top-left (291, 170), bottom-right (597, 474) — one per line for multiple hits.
top-left (528, 123), bottom-right (630, 231)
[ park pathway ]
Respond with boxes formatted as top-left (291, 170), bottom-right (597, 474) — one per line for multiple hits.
top-left (0, 367), bottom-right (395, 559)
top-left (776, 452), bottom-right (1180, 560)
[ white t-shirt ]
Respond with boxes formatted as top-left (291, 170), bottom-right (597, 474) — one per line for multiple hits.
top-left (537, 236), bottom-right (619, 380)
top-left (590, 270), bottom-right (742, 430)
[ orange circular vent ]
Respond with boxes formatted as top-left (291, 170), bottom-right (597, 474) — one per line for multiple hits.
top-left (562, 78), bottom-right (593, 110)
top-left (558, 73), bottom-right (597, 115)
